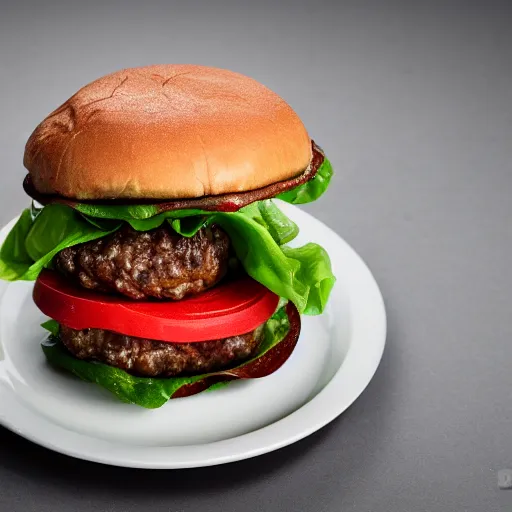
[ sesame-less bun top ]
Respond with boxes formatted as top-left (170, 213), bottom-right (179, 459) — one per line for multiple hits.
top-left (24, 64), bottom-right (312, 200)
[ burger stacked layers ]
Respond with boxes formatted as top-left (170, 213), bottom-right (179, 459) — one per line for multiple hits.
top-left (0, 65), bottom-right (335, 408)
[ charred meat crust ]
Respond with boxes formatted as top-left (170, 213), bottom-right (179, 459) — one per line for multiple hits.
top-left (54, 224), bottom-right (230, 300)
top-left (59, 323), bottom-right (264, 377)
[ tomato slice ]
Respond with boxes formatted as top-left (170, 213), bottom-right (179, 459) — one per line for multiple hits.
top-left (33, 270), bottom-right (280, 343)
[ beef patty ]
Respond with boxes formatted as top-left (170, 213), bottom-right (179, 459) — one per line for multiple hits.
top-left (54, 224), bottom-right (230, 300)
top-left (59, 324), bottom-right (263, 377)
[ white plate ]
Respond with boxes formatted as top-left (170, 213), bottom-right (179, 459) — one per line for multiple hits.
top-left (0, 202), bottom-right (386, 468)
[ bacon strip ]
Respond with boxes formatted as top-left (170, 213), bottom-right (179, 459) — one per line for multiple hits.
top-left (171, 302), bottom-right (301, 398)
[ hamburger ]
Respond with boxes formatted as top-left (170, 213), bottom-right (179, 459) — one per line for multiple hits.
top-left (0, 64), bottom-right (335, 408)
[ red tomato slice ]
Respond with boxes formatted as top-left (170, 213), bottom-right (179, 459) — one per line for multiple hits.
top-left (33, 270), bottom-right (280, 343)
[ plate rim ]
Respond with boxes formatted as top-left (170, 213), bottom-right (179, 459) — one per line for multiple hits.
top-left (0, 206), bottom-right (386, 468)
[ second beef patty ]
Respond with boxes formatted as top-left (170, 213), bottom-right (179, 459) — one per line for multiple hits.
top-left (59, 324), bottom-right (263, 377)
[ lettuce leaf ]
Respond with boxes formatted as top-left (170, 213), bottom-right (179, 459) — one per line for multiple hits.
top-left (76, 202), bottom-right (207, 221)
top-left (0, 205), bottom-right (119, 281)
top-left (124, 214), bottom-right (212, 235)
top-left (277, 157), bottom-right (333, 205)
top-left (25, 204), bottom-right (122, 262)
top-left (0, 200), bottom-right (334, 314)
top-left (41, 319), bottom-right (60, 336)
top-left (0, 209), bottom-right (33, 280)
top-left (238, 201), bottom-right (298, 246)
top-left (170, 216), bottom-right (212, 237)
top-left (41, 306), bottom-right (291, 408)
top-left (213, 211), bottom-right (332, 314)
top-left (123, 200), bottom-right (298, 244)
top-left (75, 203), bottom-right (160, 220)
top-left (281, 244), bottom-right (336, 316)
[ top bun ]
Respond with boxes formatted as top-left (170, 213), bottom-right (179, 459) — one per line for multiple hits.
top-left (24, 64), bottom-right (311, 200)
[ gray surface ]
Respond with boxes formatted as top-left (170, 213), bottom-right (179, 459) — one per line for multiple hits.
top-left (1, 1), bottom-right (511, 511)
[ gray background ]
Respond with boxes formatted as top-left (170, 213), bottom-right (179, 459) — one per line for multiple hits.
top-left (1, 1), bottom-right (511, 511)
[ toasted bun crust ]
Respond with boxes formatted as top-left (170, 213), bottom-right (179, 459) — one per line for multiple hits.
top-left (24, 65), bottom-right (311, 200)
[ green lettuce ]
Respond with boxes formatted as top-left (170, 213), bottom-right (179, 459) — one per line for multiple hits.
top-left (102, 200), bottom-right (298, 244)
top-left (75, 203), bottom-right (161, 220)
top-left (282, 244), bottom-right (334, 316)
top-left (239, 201), bottom-right (299, 245)
top-left (76, 202), bottom-right (207, 221)
top-left (41, 306), bottom-right (291, 408)
top-left (277, 156), bottom-right (333, 205)
top-left (213, 210), bottom-right (333, 314)
top-left (0, 199), bottom-right (334, 314)
top-left (0, 208), bottom-right (33, 280)
top-left (0, 205), bottom-right (119, 281)
top-left (40, 319), bottom-right (60, 336)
